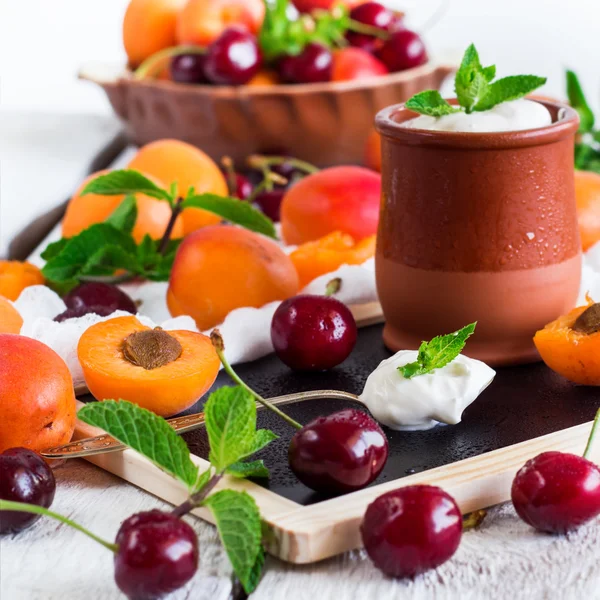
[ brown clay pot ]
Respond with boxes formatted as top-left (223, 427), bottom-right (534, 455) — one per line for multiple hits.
top-left (375, 99), bottom-right (581, 366)
top-left (80, 62), bottom-right (452, 167)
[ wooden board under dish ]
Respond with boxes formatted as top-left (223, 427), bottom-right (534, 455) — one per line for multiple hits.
top-left (74, 323), bottom-right (600, 564)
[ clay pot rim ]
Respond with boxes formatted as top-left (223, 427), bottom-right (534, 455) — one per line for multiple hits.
top-left (80, 61), bottom-right (452, 97)
top-left (375, 99), bottom-right (580, 149)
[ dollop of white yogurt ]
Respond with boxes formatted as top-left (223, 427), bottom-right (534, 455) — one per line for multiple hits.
top-left (360, 351), bottom-right (496, 431)
top-left (402, 99), bottom-right (552, 133)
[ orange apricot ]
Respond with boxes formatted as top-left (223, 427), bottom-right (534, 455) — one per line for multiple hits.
top-left (123, 0), bottom-right (187, 68)
top-left (575, 170), bottom-right (600, 251)
top-left (0, 297), bottom-right (23, 334)
top-left (0, 261), bottom-right (44, 301)
top-left (176, 0), bottom-right (265, 47)
top-left (168, 225), bottom-right (299, 330)
top-left (281, 166), bottom-right (381, 245)
top-left (78, 316), bottom-right (220, 417)
top-left (290, 231), bottom-right (376, 288)
top-left (63, 170), bottom-right (184, 243)
top-left (0, 334), bottom-right (76, 453)
top-left (534, 301), bottom-right (600, 385)
top-left (364, 129), bottom-right (382, 172)
top-left (247, 70), bottom-right (281, 87)
top-left (127, 140), bottom-right (229, 235)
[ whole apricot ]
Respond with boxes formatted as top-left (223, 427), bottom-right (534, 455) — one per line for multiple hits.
top-left (176, 0), bottom-right (265, 47)
top-left (0, 261), bottom-right (44, 301)
top-left (127, 140), bottom-right (229, 235)
top-left (78, 316), bottom-right (219, 416)
top-left (0, 335), bottom-right (76, 453)
top-left (575, 170), bottom-right (600, 251)
top-left (123, 0), bottom-right (187, 68)
top-left (281, 166), bottom-right (381, 245)
top-left (0, 297), bottom-right (23, 334)
top-left (331, 47), bottom-right (388, 82)
top-left (168, 225), bottom-right (299, 330)
top-left (62, 170), bottom-right (184, 243)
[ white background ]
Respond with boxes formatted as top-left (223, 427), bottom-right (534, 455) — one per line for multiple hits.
top-left (1, 0), bottom-right (600, 114)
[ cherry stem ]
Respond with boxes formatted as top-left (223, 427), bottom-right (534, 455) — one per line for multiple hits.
top-left (325, 278), bottom-right (342, 297)
top-left (583, 407), bottom-right (600, 460)
top-left (172, 472), bottom-right (223, 518)
top-left (134, 45), bottom-right (207, 80)
top-left (0, 500), bottom-right (118, 552)
top-left (247, 172), bottom-right (288, 204)
top-left (462, 509), bottom-right (486, 531)
top-left (158, 197), bottom-right (184, 255)
top-left (210, 330), bottom-right (303, 430)
top-left (346, 19), bottom-right (391, 39)
top-left (221, 157), bottom-right (239, 197)
top-left (248, 155), bottom-right (320, 176)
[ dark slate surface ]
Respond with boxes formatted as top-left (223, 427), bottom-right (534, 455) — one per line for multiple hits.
top-left (179, 324), bottom-right (600, 506)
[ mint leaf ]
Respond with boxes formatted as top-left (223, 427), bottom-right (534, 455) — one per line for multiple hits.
top-left (81, 169), bottom-right (172, 202)
top-left (566, 70), bottom-right (595, 134)
top-left (227, 460), bottom-right (270, 479)
top-left (405, 91), bottom-right (459, 117)
top-left (106, 195), bottom-right (137, 233)
top-left (42, 224), bottom-right (137, 283)
top-left (78, 400), bottom-right (201, 492)
top-left (475, 75), bottom-right (547, 111)
top-left (40, 238), bottom-right (69, 261)
top-left (482, 65), bottom-right (496, 82)
top-left (193, 466), bottom-right (213, 494)
top-left (204, 386), bottom-right (278, 473)
top-left (182, 194), bottom-right (276, 239)
top-left (203, 490), bottom-right (264, 594)
top-left (454, 44), bottom-right (490, 113)
top-left (398, 323), bottom-right (477, 379)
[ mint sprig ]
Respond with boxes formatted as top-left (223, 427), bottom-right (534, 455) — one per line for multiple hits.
top-left (406, 44), bottom-right (546, 116)
top-left (398, 323), bottom-right (477, 379)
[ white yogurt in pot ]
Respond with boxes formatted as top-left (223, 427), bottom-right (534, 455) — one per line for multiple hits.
top-left (402, 99), bottom-right (552, 133)
top-left (360, 351), bottom-right (496, 431)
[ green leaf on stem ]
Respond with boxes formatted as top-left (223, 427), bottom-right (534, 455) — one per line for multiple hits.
top-left (227, 460), bottom-right (270, 479)
top-left (106, 195), bottom-right (138, 233)
top-left (182, 194), bottom-right (277, 239)
top-left (203, 490), bottom-right (265, 594)
top-left (204, 386), bottom-right (277, 473)
top-left (81, 169), bottom-right (172, 202)
top-left (405, 91), bottom-right (459, 117)
top-left (474, 75), bottom-right (547, 112)
top-left (567, 70), bottom-right (595, 134)
top-left (78, 400), bottom-right (201, 493)
top-left (398, 322), bottom-right (477, 379)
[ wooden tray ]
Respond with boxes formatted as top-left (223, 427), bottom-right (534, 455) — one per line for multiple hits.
top-left (75, 323), bottom-right (600, 564)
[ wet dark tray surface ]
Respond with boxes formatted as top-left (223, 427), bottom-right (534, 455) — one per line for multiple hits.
top-left (180, 324), bottom-right (600, 506)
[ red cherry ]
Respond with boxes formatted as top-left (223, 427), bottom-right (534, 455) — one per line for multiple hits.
top-left (64, 282), bottom-right (137, 314)
top-left (169, 53), bottom-right (207, 84)
top-left (376, 29), bottom-right (428, 72)
top-left (254, 188), bottom-right (285, 222)
top-left (204, 27), bottom-right (262, 85)
top-left (511, 451), bottom-right (600, 533)
top-left (0, 448), bottom-right (56, 534)
top-left (114, 510), bottom-right (198, 599)
top-left (54, 305), bottom-right (116, 322)
top-left (279, 43), bottom-right (333, 84)
top-left (332, 47), bottom-right (388, 82)
top-left (346, 2), bottom-right (402, 53)
top-left (361, 486), bottom-right (462, 578)
top-left (231, 173), bottom-right (253, 200)
top-left (288, 408), bottom-right (388, 494)
top-left (271, 295), bottom-right (358, 370)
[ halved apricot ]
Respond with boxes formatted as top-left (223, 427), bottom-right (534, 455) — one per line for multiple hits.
top-left (534, 302), bottom-right (600, 385)
top-left (78, 316), bottom-right (219, 416)
top-left (290, 231), bottom-right (376, 288)
top-left (0, 297), bottom-right (23, 334)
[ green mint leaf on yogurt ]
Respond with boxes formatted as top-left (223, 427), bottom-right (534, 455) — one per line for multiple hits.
top-left (566, 70), bottom-right (595, 134)
top-left (405, 91), bottom-right (459, 117)
top-left (78, 400), bottom-right (202, 493)
top-left (406, 44), bottom-right (546, 116)
top-left (398, 323), bottom-right (477, 379)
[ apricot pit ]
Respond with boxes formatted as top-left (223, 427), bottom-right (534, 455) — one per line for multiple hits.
top-left (122, 329), bottom-right (183, 370)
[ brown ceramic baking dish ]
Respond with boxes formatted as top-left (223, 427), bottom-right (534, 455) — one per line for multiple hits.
top-left (80, 62), bottom-right (452, 167)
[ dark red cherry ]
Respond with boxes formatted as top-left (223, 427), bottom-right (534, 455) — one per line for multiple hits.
top-left (361, 485), bottom-right (462, 578)
top-left (271, 295), bottom-right (358, 370)
top-left (279, 43), bottom-right (333, 84)
top-left (232, 173), bottom-right (253, 200)
top-left (288, 408), bottom-right (388, 494)
top-left (169, 53), bottom-right (207, 84)
top-left (511, 451), bottom-right (600, 533)
top-left (376, 29), bottom-right (428, 72)
top-left (54, 305), bottom-right (116, 322)
top-left (204, 27), bottom-right (262, 85)
top-left (346, 3), bottom-right (401, 53)
top-left (0, 448), bottom-right (56, 534)
top-left (254, 188), bottom-right (285, 222)
top-left (64, 282), bottom-right (137, 314)
top-left (114, 510), bottom-right (198, 599)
